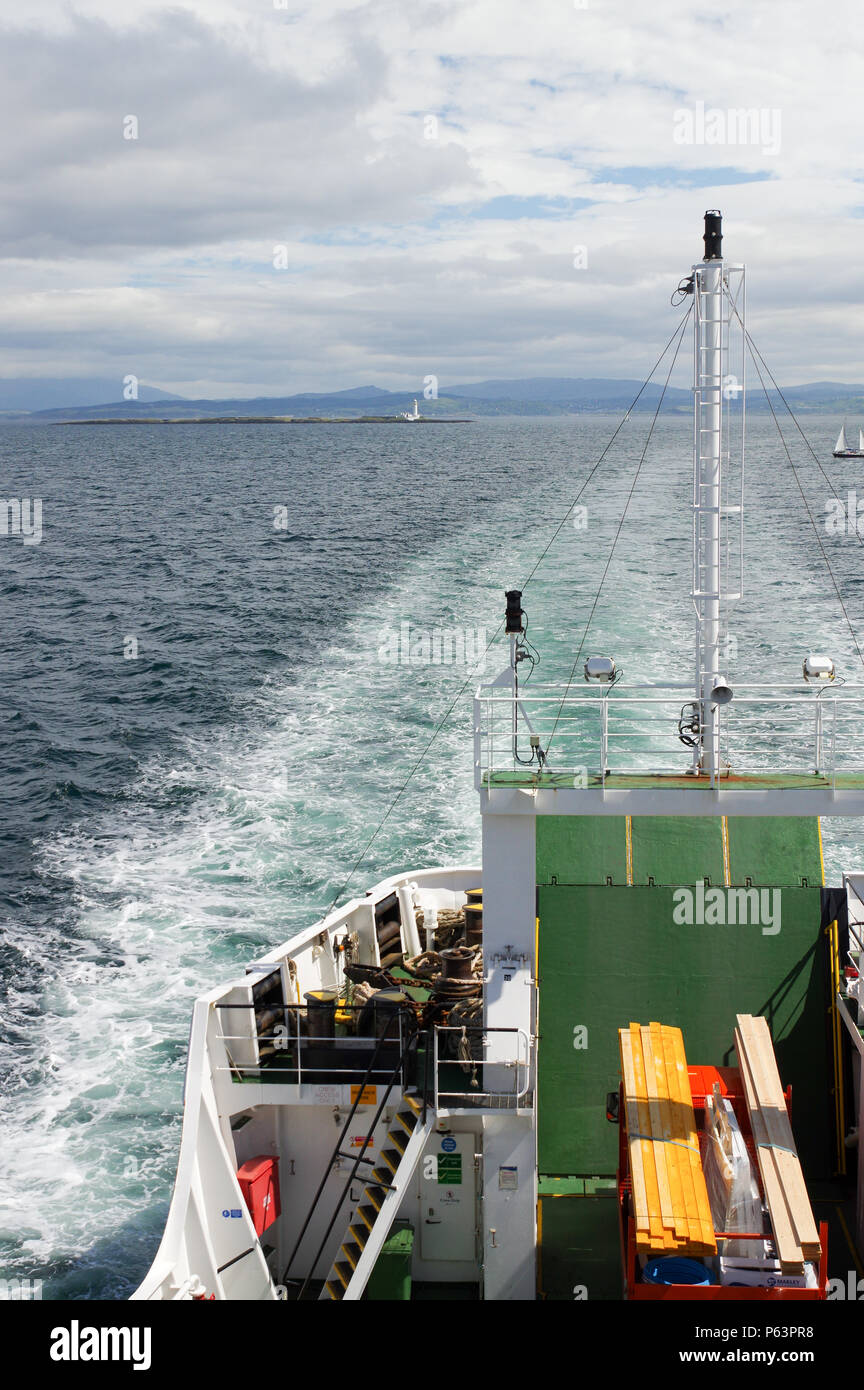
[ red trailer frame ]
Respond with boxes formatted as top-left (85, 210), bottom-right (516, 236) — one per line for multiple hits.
top-left (617, 1064), bottom-right (828, 1300)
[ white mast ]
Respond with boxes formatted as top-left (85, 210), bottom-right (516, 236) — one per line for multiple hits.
top-left (691, 211), bottom-right (744, 779)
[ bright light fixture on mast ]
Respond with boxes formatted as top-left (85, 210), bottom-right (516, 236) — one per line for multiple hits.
top-left (584, 656), bottom-right (617, 683)
top-left (803, 653), bottom-right (835, 683)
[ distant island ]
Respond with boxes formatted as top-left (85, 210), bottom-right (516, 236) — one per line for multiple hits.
top-left (59, 415), bottom-right (472, 425)
top-left (3, 375), bottom-right (864, 422)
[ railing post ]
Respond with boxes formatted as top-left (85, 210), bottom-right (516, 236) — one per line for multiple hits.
top-left (601, 698), bottom-right (608, 780)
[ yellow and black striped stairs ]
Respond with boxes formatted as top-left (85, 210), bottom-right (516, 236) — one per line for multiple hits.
top-left (320, 1093), bottom-right (433, 1301)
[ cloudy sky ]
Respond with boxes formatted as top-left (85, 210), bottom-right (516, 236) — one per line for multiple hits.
top-left (2, 0), bottom-right (861, 397)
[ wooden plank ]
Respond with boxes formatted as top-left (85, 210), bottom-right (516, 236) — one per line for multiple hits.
top-left (658, 1024), bottom-right (698, 1243)
top-left (619, 1028), bottom-right (649, 1233)
top-left (737, 1015), bottom-right (821, 1258)
top-left (734, 1025), bottom-right (804, 1270)
top-left (621, 1021), bottom-right (716, 1256)
top-left (640, 1024), bottom-right (675, 1235)
top-left (651, 1022), bottom-right (689, 1240)
top-left (668, 1025), bottom-right (715, 1250)
top-left (629, 1023), bottom-right (661, 1239)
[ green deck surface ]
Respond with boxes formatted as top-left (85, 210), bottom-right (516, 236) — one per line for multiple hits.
top-left (541, 811), bottom-right (833, 1173)
top-left (534, 812), bottom-right (835, 1298)
top-left (537, 881), bottom-right (830, 1178)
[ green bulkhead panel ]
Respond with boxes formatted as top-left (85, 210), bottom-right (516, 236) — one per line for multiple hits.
top-left (536, 879), bottom-right (831, 1180)
top-left (630, 816), bottom-right (725, 886)
top-left (727, 816), bottom-right (824, 886)
top-left (536, 816), bottom-right (627, 885)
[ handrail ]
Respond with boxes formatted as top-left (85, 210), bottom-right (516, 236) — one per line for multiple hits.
top-left (433, 1025), bottom-right (532, 1106)
top-left (285, 1016), bottom-right (423, 1300)
top-left (280, 1011), bottom-right (406, 1292)
top-left (475, 683), bottom-right (864, 783)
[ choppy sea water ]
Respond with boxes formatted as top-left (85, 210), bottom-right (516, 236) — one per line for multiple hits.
top-left (0, 412), bottom-right (861, 1299)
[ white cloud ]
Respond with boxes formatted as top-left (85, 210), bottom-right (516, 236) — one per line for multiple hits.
top-left (1, 0), bottom-right (863, 392)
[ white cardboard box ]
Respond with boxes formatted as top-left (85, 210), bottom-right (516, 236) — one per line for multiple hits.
top-left (719, 1255), bottom-right (817, 1289)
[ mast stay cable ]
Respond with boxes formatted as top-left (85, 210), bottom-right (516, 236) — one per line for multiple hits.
top-left (543, 305), bottom-right (692, 754)
top-left (321, 307), bottom-right (695, 913)
top-left (742, 330), bottom-right (864, 673)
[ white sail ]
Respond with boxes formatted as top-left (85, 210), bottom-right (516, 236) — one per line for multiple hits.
top-left (858, 428), bottom-right (864, 452)
top-left (835, 425), bottom-right (848, 452)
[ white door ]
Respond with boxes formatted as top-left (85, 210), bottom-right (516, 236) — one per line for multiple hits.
top-left (419, 1133), bottom-right (477, 1262)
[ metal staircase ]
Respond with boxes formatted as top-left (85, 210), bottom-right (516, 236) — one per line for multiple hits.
top-left (282, 1019), bottom-right (434, 1302)
top-left (321, 1092), bottom-right (433, 1301)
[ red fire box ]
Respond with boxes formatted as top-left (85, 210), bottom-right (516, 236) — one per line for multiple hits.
top-left (236, 1155), bottom-right (281, 1236)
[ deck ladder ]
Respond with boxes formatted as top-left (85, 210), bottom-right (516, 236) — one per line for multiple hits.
top-left (321, 1092), bottom-right (433, 1301)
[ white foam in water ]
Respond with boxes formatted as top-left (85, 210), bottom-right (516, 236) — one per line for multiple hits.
top-left (0, 526), bottom-right (513, 1296)
top-left (3, 419), bottom-right (862, 1296)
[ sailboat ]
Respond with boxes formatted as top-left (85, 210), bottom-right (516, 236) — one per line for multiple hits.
top-left (132, 211), bottom-right (864, 1302)
top-left (832, 422), bottom-right (864, 457)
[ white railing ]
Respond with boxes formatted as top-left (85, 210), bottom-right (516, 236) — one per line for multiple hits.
top-left (433, 1026), bottom-right (532, 1112)
top-left (474, 681), bottom-right (864, 789)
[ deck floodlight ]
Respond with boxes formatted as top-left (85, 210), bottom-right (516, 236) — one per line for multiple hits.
top-left (803, 653), bottom-right (835, 683)
top-left (710, 681), bottom-right (733, 706)
top-left (584, 656), bottom-right (616, 683)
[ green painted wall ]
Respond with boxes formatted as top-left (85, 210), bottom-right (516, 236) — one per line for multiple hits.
top-left (727, 816), bottom-right (823, 886)
top-left (536, 815), bottom-right (627, 885)
top-left (631, 816), bottom-right (725, 885)
top-left (536, 814), bottom-right (825, 887)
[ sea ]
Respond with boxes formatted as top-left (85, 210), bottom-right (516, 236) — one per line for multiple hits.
top-left (0, 412), bottom-right (861, 1298)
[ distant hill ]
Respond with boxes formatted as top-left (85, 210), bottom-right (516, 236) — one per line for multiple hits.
top-left (0, 378), bottom-right (182, 413)
top-left (8, 376), bottom-right (864, 421)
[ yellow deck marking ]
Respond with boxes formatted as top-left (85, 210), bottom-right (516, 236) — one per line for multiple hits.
top-left (721, 816), bottom-right (731, 886)
top-left (625, 816), bottom-right (633, 885)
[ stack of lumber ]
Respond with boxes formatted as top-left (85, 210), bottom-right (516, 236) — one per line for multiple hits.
top-left (733, 1014), bottom-right (821, 1271)
top-left (619, 1022), bottom-right (716, 1255)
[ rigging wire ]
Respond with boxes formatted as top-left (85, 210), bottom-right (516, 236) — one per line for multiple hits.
top-left (543, 305), bottom-right (693, 754)
top-left (732, 312), bottom-right (864, 550)
top-left (743, 332), bottom-right (864, 672)
top-left (519, 304), bottom-right (695, 594)
top-left (320, 307), bottom-right (695, 914)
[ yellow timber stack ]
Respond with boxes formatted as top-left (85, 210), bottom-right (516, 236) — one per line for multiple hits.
top-left (619, 1022), bottom-right (716, 1257)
